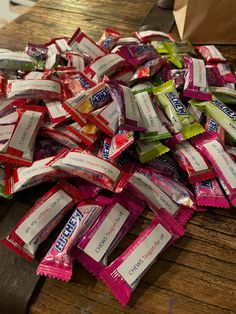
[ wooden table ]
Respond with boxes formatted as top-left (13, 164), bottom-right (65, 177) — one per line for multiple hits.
top-left (0, 1), bottom-right (236, 313)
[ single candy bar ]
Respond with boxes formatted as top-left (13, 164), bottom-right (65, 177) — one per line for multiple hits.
top-left (5, 156), bottom-right (65, 194)
top-left (100, 208), bottom-right (184, 306)
top-left (0, 50), bottom-right (39, 71)
top-left (183, 57), bottom-right (212, 101)
top-left (136, 140), bottom-right (169, 163)
top-left (216, 63), bottom-right (236, 83)
top-left (63, 82), bottom-right (111, 125)
top-left (68, 27), bottom-right (106, 61)
top-left (46, 100), bottom-right (70, 126)
top-left (97, 28), bottom-right (122, 53)
top-left (209, 86), bottom-right (236, 104)
top-left (191, 132), bottom-right (236, 207)
top-left (133, 30), bottom-right (175, 43)
top-left (173, 141), bottom-right (216, 184)
top-left (87, 100), bottom-right (120, 136)
top-left (134, 91), bottom-right (171, 141)
top-left (189, 97), bottom-right (236, 141)
top-left (77, 191), bottom-right (145, 278)
top-left (6, 79), bottom-right (64, 100)
top-left (49, 148), bottom-right (131, 192)
top-left (2, 180), bottom-right (81, 260)
top-left (37, 201), bottom-right (104, 281)
top-left (0, 106), bottom-right (45, 166)
top-left (127, 169), bottom-right (195, 225)
top-left (194, 179), bottom-right (230, 208)
top-left (62, 71), bottom-right (96, 96)
top-left (84, 53), bottom-right (126, 83)
top-left (153, 80), bottom-right (205, 140)
top-left (197, 45), bottom-right (226, 62)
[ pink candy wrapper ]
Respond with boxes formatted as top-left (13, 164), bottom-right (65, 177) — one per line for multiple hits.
top-left (77, 191), bottom-right (145, 278)
top-left (173, 141), bottom-right (216, 184)
top-left (183, 57), bottom-right (212, 101)
top-left (2, 180), bottom-right (81, 260)
top-left (49, 147), bottom-right (132, 192)
top-left (191, 132), bottom-right (236, 207)
top-left (194, 179), bottom-right (230, 208)
top-left (216, 63), bottom-right (236, 84)
top-left (37, 201), bottom-right (104, 281)
top-left (100, 208), bottom-right (184, 306)
top-left (127, 168), bottom-right (196, 226)
top-left (197, 45), bottom-right (226, 63)
top-left (204, 117), bottom-right (225, 145)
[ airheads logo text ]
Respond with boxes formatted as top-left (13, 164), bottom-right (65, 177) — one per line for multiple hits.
top-left (90, 86), bottom-right (110, 107)
top-left (55, 209), bottom-right (84, 252)
top-left (200, 180), bottom-right (212, 189)
top-left (165, 92), bottom-right (187, 115)
top-left (211, 99), bottom-right (236, 121)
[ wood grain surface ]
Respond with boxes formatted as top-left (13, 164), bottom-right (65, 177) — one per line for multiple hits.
top-left (0, 1), bottom-right (235, 313)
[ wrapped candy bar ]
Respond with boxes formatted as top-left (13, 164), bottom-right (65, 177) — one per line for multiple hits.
top-left (2, 180), bottom-right (81, 260)
top-left (6, 79), bottom-right (64, 100)
top-left (134, 91), bottom-right (171, 141)
top-left (133, 30), bottom-right (175, 43)
top-left (127, 168), bottom-right (196, 225)
top-left (173, 141), bottom-right (216, 183)
top-left (37, 201), bottom-right (104, 281)
top-left (68, 27), bottom-right (106, 61)
top-left (49, 148), bottom-right (131, 192)
top-left (194, 179), bottom-right (230, 208)
top-left (5, 156), bottom-right (65, 194)
top-left (84, 53), bottom-right (126, 83)
top-left (97, 28), bottom-right (122, 53)
top-left (136, 140), bottom-right (170, 163)
top-left (65, 51), bottom-right (85, 71)
top-left (196, 45), bottom-right (226, 62)
top-left (216, 63), bottom-right (236, 83)
top-left (209, 86), bottom-right (236, 104)
top-left (153, 80), bottom-right (205, 140)
top-left (191, 132), bottom-right (236, 206)
top-left (62, 71), bottom-right (96, 96)
top-left (109, 129), bottom-right (134, 160)
top-left (100, 208), bottom-right (184, 306)
top-left (0, 50), bottom-right (39, 71)
top-left (183, 57), bottom-right (212, 101)
top-left (46, 100), bottom-right (70, 126)
top-left (189, 97), bottom-right (236, 141)
top-left (77, 191), bottom-right (145, 278)
top-left (0, 105), bottom-right (45, 166)
top-left (63, 82), bottom-right (111, 125)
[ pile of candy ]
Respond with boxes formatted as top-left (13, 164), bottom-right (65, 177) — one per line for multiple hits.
top-left (0, 27), bottom-right (236, 306)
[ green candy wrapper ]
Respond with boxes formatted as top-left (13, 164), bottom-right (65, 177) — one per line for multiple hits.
top-left (136, 139), bottom-right (169, 163)
top-left (153, 80), bottom-right (204, 140)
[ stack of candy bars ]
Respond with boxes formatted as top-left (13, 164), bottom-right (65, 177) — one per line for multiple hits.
top-left (0, 27), bottom-right (236, 306)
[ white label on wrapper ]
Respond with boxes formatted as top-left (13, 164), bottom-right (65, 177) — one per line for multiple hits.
top-left (100, 101), bottom-right (120, 125)
top-left (177, 142), bottom-right (208, 171)
top-left (0, 124), bottom-right (14, 141)
top-left (206, 45), bottom-right (225, 60)
top-left (138, 30), bottom-right (169, 38)
top-left (71, 36), bottom-right (105, 59)
top-left (70, 55), bottom-right (84, 71)
top-left (135, 92), bottom-right (161, 132)
top-left (15, 190), bottom-right (72, 243)
top-left (204, 140), bottom-right (236, 189)
top-left (17, 157), bottom-right (54, 181)
top-left (56, 39), bottom-right (71, 52)
top-left (192, 58), bottom-right (207, 88)
top-left (57, 152), bottom-right (120, 182)
top-left (117, 224), bottom-right (172, 286)
top-left (46, 101), bottom-right (68, 119)
top-left (84, 203), bottom-right (129, 262)
top-left (122, 85), bottom-right (140, 122)
top-left (0, 52), bottom-right (34, 62)
top-left (90, 54), bottom-right (124, 77)
top-left (0, 111), bottom-right (18, 125)
top-left (7, 80), bottom-right (61, 97)
top-left (129, 172), bottom-right (179, 215)
top-left (25, 71), bottom-right (45, 80)
top-left (8, 111), bottom-right (41, 152)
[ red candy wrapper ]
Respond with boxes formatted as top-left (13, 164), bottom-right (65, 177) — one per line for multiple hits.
top-left (133, 30), bottom-right (175, 43)
top-left (49, 148), bottom-right (131, 192)
top-left (173, 141), bottom-right (216, 184)
top-left (69, 27), bottom-right (106, 61)
top-left (194, 179), bottom-right (230, 208)
top-left (46, 100), bottom-right (70, 126)
top-left (77, 191), bottom-right (145, 278)
top-left (100, 208), bottom-right (184, 306)
top-left (191, 132), bottom-right (236, 207)
top-left (62, 71), bottom-right (96, 96)
top-left (65, 51), bottom-right (85, 71)
top-left (204, 117), bottom-right (225, 145)
top-left (97, 28), bottom-right (122, 53)
top-left (109, 129), bottom-right (134, 160)
top-left (0, 105), bottom-right (45, 166)
top-left (2, 180), bottom-right (81, 260)
top-left (66, 122), bottom-right (101, 146)
top-left (37, 201), bottom-right (104, 281)
top-left (197, 45), bottom-right (226, 63)
top-left (183, 57), bottom-right (212, 101)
